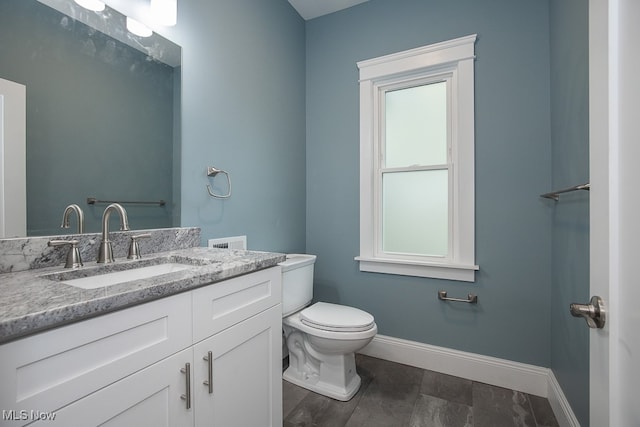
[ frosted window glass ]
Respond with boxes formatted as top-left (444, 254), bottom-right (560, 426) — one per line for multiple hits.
top-left (382, 170), bottom-right (448, 257)
top-left (385, 82), bottom-right (447, 168)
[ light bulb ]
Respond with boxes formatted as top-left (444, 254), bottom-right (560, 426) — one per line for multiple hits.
top-left (150, 0), bottom-right (177, 26)
top-left (126, 17), bottom-right (152, 37)
top-left (74, 0), bottom-right (105, 12)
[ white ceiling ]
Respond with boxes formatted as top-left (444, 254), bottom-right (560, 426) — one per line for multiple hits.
top-left (288, 0), bottom-right (370, 20)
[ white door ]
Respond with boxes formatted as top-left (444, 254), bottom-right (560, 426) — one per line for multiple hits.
top-left (589, 0), bottom-right (640, 425)
top-left (0, 78), bottom-right (26, 237)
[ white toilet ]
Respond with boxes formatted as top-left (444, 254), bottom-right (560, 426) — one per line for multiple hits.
top-left (280, 254), bottom-right (377, 401)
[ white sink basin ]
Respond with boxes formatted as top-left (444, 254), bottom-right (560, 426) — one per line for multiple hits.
top-left (61, 263), bottom-right (192, 289)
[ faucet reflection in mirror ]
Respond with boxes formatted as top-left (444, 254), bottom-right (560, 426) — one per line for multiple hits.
top-left (61, 204), bottom-right (84, 234)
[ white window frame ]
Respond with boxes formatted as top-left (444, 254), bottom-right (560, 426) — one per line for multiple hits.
top-left (355, 35), bottom-right (478, 282)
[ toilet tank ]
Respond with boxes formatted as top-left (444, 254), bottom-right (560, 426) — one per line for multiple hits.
top-left (280, 254), bottom-right (316, 317)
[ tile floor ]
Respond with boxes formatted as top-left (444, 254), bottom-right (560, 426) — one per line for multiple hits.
top-left (283, 354), bottom-right (559, 427)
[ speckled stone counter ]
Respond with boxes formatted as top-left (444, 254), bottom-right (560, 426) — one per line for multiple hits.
top-left (0, 247), bottom-right (285, 344)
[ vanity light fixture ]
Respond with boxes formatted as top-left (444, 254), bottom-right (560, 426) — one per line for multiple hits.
top-left (126, 17), bottom-right (153, 37)
top-left (73, 0), bottom-right (105, 12)
top-left (150, 0), bottom-right (177, 26)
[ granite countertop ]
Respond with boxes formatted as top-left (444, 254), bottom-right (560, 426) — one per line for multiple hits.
top-left (0, 247), bottom-right (286, 344)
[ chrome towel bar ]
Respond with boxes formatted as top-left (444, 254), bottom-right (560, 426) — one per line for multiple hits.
top-left (438, 290), bottom-right (478, 304)
top-left (87, 197), bottom-right (166, 206)
top-left (540, 183), bottom-right (590, 201)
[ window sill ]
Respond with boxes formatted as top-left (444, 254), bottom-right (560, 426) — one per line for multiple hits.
top-left (355, 256), bottom-right (478, 282)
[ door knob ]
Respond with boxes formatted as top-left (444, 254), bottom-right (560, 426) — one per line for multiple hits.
top-left (570, 296), bottom-right (606, 329)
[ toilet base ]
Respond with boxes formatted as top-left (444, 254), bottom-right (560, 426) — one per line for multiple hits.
top-left (283, 365), bottom-right (361, 401)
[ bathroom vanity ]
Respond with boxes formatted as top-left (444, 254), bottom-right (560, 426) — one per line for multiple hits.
top-left (0, 234), bottom-right (285, 427)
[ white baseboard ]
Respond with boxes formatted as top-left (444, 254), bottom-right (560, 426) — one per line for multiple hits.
top-left (358, 334), bottom-right (580, 427)
top-left (547, 370), bottom-right (581, 427)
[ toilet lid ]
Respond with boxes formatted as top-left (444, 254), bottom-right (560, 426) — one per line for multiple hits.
top-left (300, 302), bottom-right (375, 332)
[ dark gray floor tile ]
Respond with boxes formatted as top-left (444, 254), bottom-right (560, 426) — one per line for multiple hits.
top-left (355, 354), bottom-right (424, 385)
top-left (472, 382), bottom-right (536, 427)
top-left (283, 381), bottom-right (310, 419)
top-left (284, 376), bottom-right (369, 427)
top-left (283, 355), bottom-right (560, 427)
top-left (527, 394), bottom-right (559, 427)
top-left (409, 393), bottom-right (473, 427)
top-left (420, 370), bottom-right (473, 406)
top-left (345, 377), bottom-right (421, 427)
top-left (284, 391), bottom-right (357, 427)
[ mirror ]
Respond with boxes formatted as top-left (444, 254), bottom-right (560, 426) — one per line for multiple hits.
top-left (0, 0), bottom-right (181, 237)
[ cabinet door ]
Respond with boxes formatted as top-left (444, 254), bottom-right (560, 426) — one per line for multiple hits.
top-left (29, 348), bottom-right (194, 427)
top-left (193, 305), bottom-right (282, 427)
top-left (0, 292), bottom-right (192, 426)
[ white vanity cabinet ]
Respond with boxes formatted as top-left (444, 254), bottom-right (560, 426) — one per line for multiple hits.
top-left (0, 266), bottom-right (282, 427)
top-left (191, 266), bottom-right (283, 427)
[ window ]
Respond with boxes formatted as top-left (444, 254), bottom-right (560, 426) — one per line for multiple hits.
top-left (355, 35), bottom-right (478, 282)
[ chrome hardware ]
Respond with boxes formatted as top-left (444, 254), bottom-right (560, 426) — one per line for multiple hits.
top-left (541, 183), bottom-right (590, 201)
top-left (180, 363), bottom-right (191, 409)
top-left (48, 239), bottom-right (83, 269)
top-left (570, 296), bottom-right (606, 329)
top-left (97, 203), bottom-right (130, 263)
top-left (203, 351), bottom-right (213, 394)
top-left (60, 204), bottom-right (84, 234)
top-left (206, 166), bottom-right (232, 199)
top-left (87, 197), bottom-right (166, 206)
top-left (127, 233), bottom-right (151, 260)
top-left (438, 290), bottom-right (478, 304)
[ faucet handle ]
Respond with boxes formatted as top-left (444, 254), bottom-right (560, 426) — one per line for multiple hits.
top-left (127, 234), bottom-right (152, 260)
top-left (48, 239), bottom-right (83, 269)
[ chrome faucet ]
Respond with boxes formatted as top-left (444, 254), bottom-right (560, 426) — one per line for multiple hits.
top-left (97, 203), bottom-right (130, 263)
top-left (60, 204), bottom-right (84, 234)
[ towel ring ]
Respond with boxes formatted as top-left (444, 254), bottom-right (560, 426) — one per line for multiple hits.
top-left (206, 166), bottom-right (232, 199)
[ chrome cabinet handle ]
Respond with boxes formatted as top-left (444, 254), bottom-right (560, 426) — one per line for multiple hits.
top-left (570, 296), bottom-right (606, 329)
top-left (203, 351), bottom-right (213, 394)
top-left (180, 363), bottom-right (191, 409)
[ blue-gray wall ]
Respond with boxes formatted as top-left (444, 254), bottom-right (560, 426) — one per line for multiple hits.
top-left (171, 0), bottom-right (587, 419)
top-left (175, 0), bottom-right (306, 253)
top-left (549, 0), bottom-right (590, 425)
top-left (305, 0), bottom-right (552, 366)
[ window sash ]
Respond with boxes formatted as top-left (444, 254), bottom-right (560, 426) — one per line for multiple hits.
top-left (379, 168), bottom-right (452, 259)
top-left (375, 78), bottom-right (453, 263)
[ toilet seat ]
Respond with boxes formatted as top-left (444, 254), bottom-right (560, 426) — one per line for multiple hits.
top-left (300, 302), bottom-right (375, 332)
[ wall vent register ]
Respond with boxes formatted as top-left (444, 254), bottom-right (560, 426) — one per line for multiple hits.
top-left (207, 235), bottom-right (247, 250)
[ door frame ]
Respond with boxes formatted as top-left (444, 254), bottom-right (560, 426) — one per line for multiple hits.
top-left (589, 0), bottom-right (639, 424)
